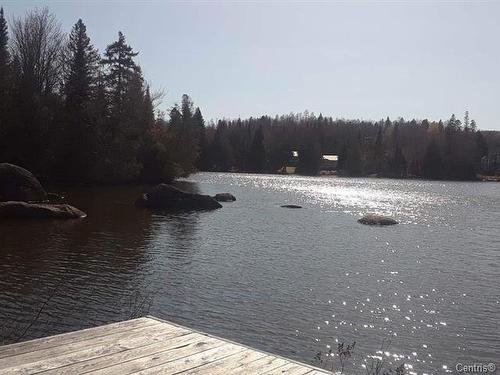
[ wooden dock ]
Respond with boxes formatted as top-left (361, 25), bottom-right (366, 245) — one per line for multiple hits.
top-left (0, 316), bottom-right (330, 374)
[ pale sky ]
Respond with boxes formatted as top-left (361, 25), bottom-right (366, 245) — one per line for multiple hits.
top-left (3, 1), bottom-right (500, 130)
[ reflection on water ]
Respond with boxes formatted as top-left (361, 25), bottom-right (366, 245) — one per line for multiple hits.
top-left (0, 173), bottom-right (499, 374)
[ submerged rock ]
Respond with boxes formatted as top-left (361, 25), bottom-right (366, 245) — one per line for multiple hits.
top-left (213, 193), bottom-right (236, 202)
top-left (281, 204), bottom-right (302, 209)
top-left (358, 214), bottom-right (398, 226)
top-left (0, 201), bottom-right (86, 219)
top-left (137, 184), bottom-right (222, 210)
top-left (0, 163), bottom-right (47, 202)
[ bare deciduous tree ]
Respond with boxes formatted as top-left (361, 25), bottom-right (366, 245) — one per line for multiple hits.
top-left (10, 7), bottom-right (64, 94)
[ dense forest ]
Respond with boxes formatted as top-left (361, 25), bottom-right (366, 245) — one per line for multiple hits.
top-left (0, 7), bottom-right (496, 184)
top-left (200, 112), bottom-right (492, 180)
top-left (0, 7), bottom-right (204, 184)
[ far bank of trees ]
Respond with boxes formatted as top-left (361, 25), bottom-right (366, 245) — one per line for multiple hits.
top-left (0, 7), bottom-right (205, 184)
top-left (199, 112), bottom-right (491, 180)
top-left (0, 7), bottom-right (495, 184)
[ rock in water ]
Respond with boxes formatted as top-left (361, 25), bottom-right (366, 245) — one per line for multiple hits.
top-left (137, 184), bottom-right (222, 210)
top-left (358, 214), bottom-right (398, 226)
top-left (0, 163), bottom-right (47, 202)
top-left (281, 204), bottom-right (302, 209)
top-left (213, 193), bottom-right (236, 202)
top-left (0, 201), bottom-right (86, 219)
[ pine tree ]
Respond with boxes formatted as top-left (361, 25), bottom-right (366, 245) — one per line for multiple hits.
top-left (143, 86), bottom-right (155, 128)
top-left (193, 107), bottom-right (205, 133)
top-left (0, 6), bottom-right (10, 147)
top-left (463, 111), bottom-right (470, 132)
top-left (169, 106), bottom-right (182, 131)
top-left (169, 98), bottom-right (199, 175)
top-left (59, 19), bottom-right (99, 182)
top-left (392, 145), bottom-right (407, 177)
top-left (447, 114), bottom-right (461, 131)
top-left (181, 94), bottom-right (194, 124)
top-left (193, 107), bottom-right (207, 169)
top-left (0, 7), bottom-right (9, 88)
top-left (96, 32), bottom-right (145, 182)
top-left (296, 141), bottom-right (322, 175)
top-left (475, 131), bottom-right (488, 163)
top-left (422, 140), bottom-right (444, 179)
top-left (65, 19), bottom-right (99, 111)
top-left (470, 119), bottom-right (477, 132)
top-left (344, 133), bottom-right (363, 176)
top-left (102, 31), bottom-right (139, 111)
top-left (247, 126), bottom-right (266, 172)
top-left (211, 120), bottom-right (232, 171)
top-left (373, 126), bottom-right (384, 173)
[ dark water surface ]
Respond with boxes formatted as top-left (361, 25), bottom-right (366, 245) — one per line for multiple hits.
top-left (0, 173), bottom-right (499, 374)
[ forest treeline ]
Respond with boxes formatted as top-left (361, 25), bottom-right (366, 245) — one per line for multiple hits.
top-left (201, 112), bottom-right (492, 180)
top-left (0, 7), bottom-right (495, 184)
top-left (203, 111), bottom-right (488, 180)
top-left (0, 7), bottom-right (203, 184)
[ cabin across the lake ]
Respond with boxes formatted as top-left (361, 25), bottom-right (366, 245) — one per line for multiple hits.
top-left (278, 152), bottom-right (338, 175)
top-left (319, 154), bottom-right (338, 174)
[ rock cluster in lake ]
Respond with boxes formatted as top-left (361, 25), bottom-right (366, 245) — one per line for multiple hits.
top-left (137, 184), bottom-right (222, 210)
top-left (213, 193), bottom-right (236, 202)
top-left (0, 163), bottom-right (47, 202)
top-left (0, 163), bottom-right (86, 219)
top-left (358, 214), bottom-right (398, 225)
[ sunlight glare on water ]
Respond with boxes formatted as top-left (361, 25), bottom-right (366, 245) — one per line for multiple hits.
top-left (0, 173), bottom-right (498, 375)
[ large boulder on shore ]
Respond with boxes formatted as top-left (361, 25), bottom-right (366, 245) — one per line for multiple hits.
top-left (358, 214), bottom-right (398, 226)
top-left (0, 163), bottom-right (47, 202)
top-left (137, 184), bottom-right (222, 210)
top-left (213, 193), bottom-right (236, 202)
top-left (0, 201), bottom-right (86, 219)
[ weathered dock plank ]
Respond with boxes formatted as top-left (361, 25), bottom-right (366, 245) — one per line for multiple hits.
top-left (0, 317), bottom-right (158, 360)
top-left (0, 316), bottom-right (330, 374)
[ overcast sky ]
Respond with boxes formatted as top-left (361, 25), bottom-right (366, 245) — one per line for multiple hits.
top-left (3, 1), bottom-right (500, 130)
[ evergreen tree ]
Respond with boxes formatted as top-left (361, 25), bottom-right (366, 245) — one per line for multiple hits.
top-left (296, 141), bottom-right (322, 175)
top-left (470, 119), bottom-right (477, 132)
top-left (391, 145), bottom-right (407, 178)
top-left (193, 107), bottom-right (205, 135)
top-left (143, 86), bottom-right (155, 127)
top-left (0, 7), bottom-right (7, 60)
top-left (0, 7), bottom-right (11, 153)
top-left (422, 140), bottom-right (444, 179)
top-left (193, 107), bottom-right (207, 169)
top-left (65, 20), bottom-right (99, 109)
top-left (97, 32), bottom-right (145, 182)
top-left (373, 126), bottom-right (384, 173)
top-left (463, 111), bottom-right (470, 132)
top-left (169, 105), bottom-right (183, 131)
top-left (247, 126), bottom-right (266, 172)
top-left (102, 31), bottom-right (139, 111)
top-left (181, 94), bottom-right (194, 124)
top-left (344, 134), bottom-right (363, 176)
top-left (0, 7), bottom-right (9, 95)
top-left (212, 120), bottom-right (232, 171)
top-left (168, 97), bottom-right (200, 176)
top-left (59, 19), bottom-right (99, 181)
top-left (447, 114), bottom-right (461, 131)
top-left (138, 93), bottom-right (175, 184)
top-left (475, 131), bottom-right (488, 165)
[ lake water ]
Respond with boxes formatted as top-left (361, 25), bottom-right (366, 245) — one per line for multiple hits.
top-left (0, 173), bottom-right (499, 374)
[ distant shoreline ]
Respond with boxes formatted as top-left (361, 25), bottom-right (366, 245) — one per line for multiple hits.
top-left (196, 170), bottom-right (499, 183)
